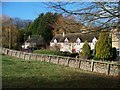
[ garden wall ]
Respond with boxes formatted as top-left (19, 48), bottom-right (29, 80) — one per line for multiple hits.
top-left (2, 48), bottom-right (120, 76)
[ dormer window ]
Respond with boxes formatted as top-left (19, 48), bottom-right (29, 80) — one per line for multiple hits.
top-left (64, 38), bottom-right (69, 45)
top-left (54, 39), bottom-right (57, 44)
top-left (76, 38), bottom-right (81, 45)
top-left (92, 37), bottom-right (97, 45)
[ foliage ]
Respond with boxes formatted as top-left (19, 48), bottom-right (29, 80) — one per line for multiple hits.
top-left (48, 2), bottom-right (119, 31)
top-left (33, 49), bottom-right (78, 57)
top-left (28, 12), bottom-right (86, 44)
top-left (28, 12), bottom-right (58, 44)
top-left (95, 31), bottom-right (112, 60)
top-left (19, 29), bottom-right (32, 45)
top-left (2, 55), bottom-right (118, 88)
top-left (111, 47), bottom-right (117, 61)
top-left (33, 49), bottom-right (60, 55)
top-left (2, 24), bottom-right (19, 49)
top-left (60, 52), bottom-right (78, 57)
top-left (28, 14), bottom-right (43, 35)
top-left (80, 41), bottom-right (91, 59)
top-left (52, 15), bottom-right (85, 35)
top-left (2, 15), bottom-right (32, 50)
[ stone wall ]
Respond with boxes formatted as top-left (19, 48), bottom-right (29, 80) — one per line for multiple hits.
top-left (2, 48), bottom-right (120, 76)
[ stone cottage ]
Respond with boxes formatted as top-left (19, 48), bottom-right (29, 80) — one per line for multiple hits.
top-left (112, 30), bottom-right (120, 59)
top-left (50, 33), bottom-right (98, 53)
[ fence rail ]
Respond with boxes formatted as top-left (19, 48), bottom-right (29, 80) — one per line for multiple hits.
top-left (2, 48), bottom-right (120, 76)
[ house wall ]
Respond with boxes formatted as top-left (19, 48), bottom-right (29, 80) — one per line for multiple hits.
top-left (22, 42), bottom-right (31, 49)
top-left (50, 42), bottom-right (95, 53)
top-left (50, 43), bottom-right (55, 47)
top-left (89, 43), bottom-right (95, 50)
top-left (112, 33), bottom-right (120, 58)
top-left (112, 33), bottom-right (119, 49)
top-left (2, 48), bottom-right (120, 76)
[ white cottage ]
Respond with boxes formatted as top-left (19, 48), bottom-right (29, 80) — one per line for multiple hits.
top-left (50, 33), bottom-right (98, 53)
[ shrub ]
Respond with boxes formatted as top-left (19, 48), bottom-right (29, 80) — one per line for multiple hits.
top-left (33, 49), bottom-right (78, 57)
top-left (59, 52), bottom-right (78, 57)
top-left (80, 40), bottom-right (91, 59)
top-left (33, 49), bottom-right (59, 55)
top-left (111, 47), bottom-right (117, 60)
top-left (95, 31), bottom-right (112, 60)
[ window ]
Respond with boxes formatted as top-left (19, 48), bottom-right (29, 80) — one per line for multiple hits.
top-left (76, 38), bottom-right (81, 45)
top-left (92, 37), bottom-right (97, 45)
top-left (64, 38), bottom-right (69, 45)
top-left (54, 39), bottom-right (57, 44)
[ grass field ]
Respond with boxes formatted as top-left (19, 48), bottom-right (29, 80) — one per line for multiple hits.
top-left (2, 55), bottom-right (120, 88)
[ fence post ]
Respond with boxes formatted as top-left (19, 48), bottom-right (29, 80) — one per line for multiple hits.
top-left (67, 57), bottom-right (70, 66)
top-left (29, 54), bottom-right (31, 60)
top-left (107, 63), bottom-right (110, 75)
top-left (57, 56), bottom-right (59, 64)
top-left (79, 59), bottom-right (81, 68)
top-left (10, 50), bottom-right (12, 56)
top-left (48, 56), bottom-right (51, 62)
top-left (35, 54), bottom-right (37, 60)
top-left (18, 52), bottom-right (21, 58)
top-left (91, 60), bottom-right (94, 71)
top-left (23, 52), bottom-right (26, 60)
top-left (75, 56), bottom-right (78, 62)
top-left (6, 49), bottom-right (9, 55)
top-left (15, 51), bottom-right (17, 57)
top-left (43, 55), bottom-right (45, 62)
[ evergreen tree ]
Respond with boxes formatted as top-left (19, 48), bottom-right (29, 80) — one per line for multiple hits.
top-left (95, 31), bottom-right (112, 60)
top-left (28, 12), bottom-right (58, 45)
top-left (28, 13), bottom-right (44, 35)
top-left (81, 40), bottom-right (91, 59)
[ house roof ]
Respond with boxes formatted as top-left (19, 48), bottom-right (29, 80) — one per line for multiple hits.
top-left (26, 36), bottom-right (45, 45)
top-left (51, 34), bottom-right (63, 42)
top-left (51, 33), bottom-right (99, 43)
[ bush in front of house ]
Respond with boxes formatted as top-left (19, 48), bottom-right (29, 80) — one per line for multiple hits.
top-left (33, 49), bottom-right (60, 55)
top-left (94, 31), bottom-right (112, 60)
top-left (59, 51), bottom-right (78, 57)
top-left (80, 40), bottom-right (91, 59)
top-left (111, 47), bottom-right (117, 61)
top-left (33, 49), bottom-right (78, 57)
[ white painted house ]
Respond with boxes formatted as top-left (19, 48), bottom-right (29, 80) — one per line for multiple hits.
top-left (50, 33), bottom-right (98, 53)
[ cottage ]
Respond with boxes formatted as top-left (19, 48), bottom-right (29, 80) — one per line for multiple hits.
top-left (50, 33), bottom-right (98, 53)
top-left (21, 35), bottom-right (45, 50)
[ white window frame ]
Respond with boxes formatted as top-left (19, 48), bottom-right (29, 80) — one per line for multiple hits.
top-left (64, 38), bottom-right (69, 45)
top-left (76, 38), bottom-right (81, 45)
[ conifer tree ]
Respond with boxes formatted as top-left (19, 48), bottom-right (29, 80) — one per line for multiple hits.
top-left (28, 12), bottom-right (58, 45)
top-left (81, 40), bottom-right (91, 59)
top-left (95, 31), bottom-right (112, 60)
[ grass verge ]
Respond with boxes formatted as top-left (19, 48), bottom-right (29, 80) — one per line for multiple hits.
top-left (2, 55), bottom-right (120, 88)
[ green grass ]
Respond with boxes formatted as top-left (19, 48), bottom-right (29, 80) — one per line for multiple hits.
top-left (33, 49), bottom-right (78, 57)
top-left (2, 55), bottom-right (120, 88)
top-left (33, 49), bottom-right (60, 55)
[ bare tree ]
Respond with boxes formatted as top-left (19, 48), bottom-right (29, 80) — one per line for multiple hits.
top-left (46, 2), bottom-right (119, 33)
